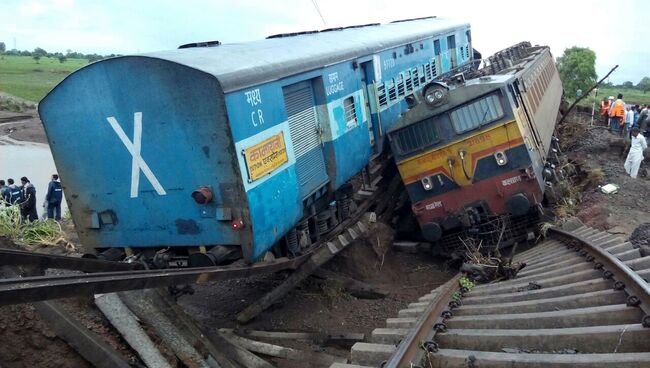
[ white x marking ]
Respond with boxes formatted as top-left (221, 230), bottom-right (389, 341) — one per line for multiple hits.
top-left (106, 112), bottom-right (167, 198)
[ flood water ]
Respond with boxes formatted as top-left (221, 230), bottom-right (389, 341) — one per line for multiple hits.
top-left (0, 136), bottom-right (68, 215)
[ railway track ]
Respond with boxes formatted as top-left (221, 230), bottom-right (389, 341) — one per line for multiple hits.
top-left (335, 221), bottom-right (650, 367)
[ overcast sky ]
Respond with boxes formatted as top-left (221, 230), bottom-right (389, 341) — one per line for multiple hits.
top-left (0, 0), bottom-right (647, 84)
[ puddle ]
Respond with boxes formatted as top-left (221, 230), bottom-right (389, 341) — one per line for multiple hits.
top-left (0, 137), bottom-right (68, 215)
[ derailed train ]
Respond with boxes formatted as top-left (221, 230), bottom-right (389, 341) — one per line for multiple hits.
top-left (388, 43), bottom-right (563, 255)
top-left (39, 17), bottom-right (477, 265)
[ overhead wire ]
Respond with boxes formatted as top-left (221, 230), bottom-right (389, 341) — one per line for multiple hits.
top-left (310, 0), bottom-right (327, 27)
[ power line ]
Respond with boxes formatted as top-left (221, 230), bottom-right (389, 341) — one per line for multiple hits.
top-left (311, 0), bottom-right (327, 27)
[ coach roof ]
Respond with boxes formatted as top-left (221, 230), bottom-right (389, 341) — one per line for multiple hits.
top-left (135, 17), bottom-right (468, 93)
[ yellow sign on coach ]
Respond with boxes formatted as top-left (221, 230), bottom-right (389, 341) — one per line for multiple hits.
top-left (244, 133), bottom-right (289, 181)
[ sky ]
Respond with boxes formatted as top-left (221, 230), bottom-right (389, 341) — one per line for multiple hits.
top-left (0, 0), bottom-right (647, 84)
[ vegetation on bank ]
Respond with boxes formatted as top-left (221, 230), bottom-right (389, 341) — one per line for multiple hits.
top-left (575, 86), bottom-right (650, 108)
top-left (0, 204), bottom-right (65, 246)
top-left (0, 55), bottom-right (86, 102)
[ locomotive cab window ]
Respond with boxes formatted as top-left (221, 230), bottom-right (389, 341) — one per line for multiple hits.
top-left (450, 93), bottom-right (504, 134)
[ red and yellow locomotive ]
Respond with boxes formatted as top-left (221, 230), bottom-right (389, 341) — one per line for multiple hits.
top-left (388, 44), bottom-right (563, 255)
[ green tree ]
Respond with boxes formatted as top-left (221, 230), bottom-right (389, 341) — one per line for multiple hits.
top-left (556, 46), bottom-right (597, 99)
top-left (32, 54), bottom-right (41, 63)
top-left (637, 77), bottom-right (650, 93)
top-left (33, 47), bottom-right (46, 57)
top-left (622, 81), bottom-right (634, 89)
top-left (0, 42), bottom-right (5, 53)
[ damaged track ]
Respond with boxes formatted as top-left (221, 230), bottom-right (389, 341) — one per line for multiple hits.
top-left (339, 222), bottom-right (650, 367)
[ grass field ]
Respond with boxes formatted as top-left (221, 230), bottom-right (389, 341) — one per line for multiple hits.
top-left (0, 55), bottom-right (86, 103)
top-left (575, 86), bottom-right (650, 108)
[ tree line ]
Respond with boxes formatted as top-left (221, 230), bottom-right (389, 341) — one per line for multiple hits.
top-left (0, 42), bottom-right (118, 64)
top-left (556, 46), bottom-right (650, 97)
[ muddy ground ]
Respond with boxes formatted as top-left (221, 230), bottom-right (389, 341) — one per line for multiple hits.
top-left (0, 109), bottom-right (47, 144)
top-left (180, 241), bottom-right (452, 362)
top-left (0, 233), bottom-right (452, 367)
top-left (560, 112), bottom-right (650, 236)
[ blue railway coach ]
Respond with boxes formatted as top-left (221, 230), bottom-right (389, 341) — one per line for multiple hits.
top-left (39, 17), bottom-right (474, 265)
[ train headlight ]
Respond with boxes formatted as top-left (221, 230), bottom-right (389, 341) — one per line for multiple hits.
top-left (494, 151), bottom-right (508, 166)
top-left (421, 176), bottom-right (433, 191)
top-left (423, 83), bottom-right (449, 107)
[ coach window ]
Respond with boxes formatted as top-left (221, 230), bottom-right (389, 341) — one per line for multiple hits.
top-left (450, 93), bottom-right (504, 134)
top-left (433, 39), bottom-right (441, 56)
top-left (343, 96), bottom-right (357, 125)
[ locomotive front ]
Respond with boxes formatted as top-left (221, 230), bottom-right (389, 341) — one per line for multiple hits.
top-left (389, 45), bottom-right (562, 255)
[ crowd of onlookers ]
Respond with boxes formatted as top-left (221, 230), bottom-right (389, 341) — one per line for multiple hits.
top-left (0, 174), bottom-right (63, 222)
top-left (600, 93), bottom-right (650, 137)
top-left (600, 94), bottom-right (650, 179)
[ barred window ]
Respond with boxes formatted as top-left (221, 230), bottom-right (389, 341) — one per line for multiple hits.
top-left (377, 83), bottom-right (387, 107)
top-left (343, 96), bottom-right (357, 124)
top-left (450, 94), bottom-right (504, 133)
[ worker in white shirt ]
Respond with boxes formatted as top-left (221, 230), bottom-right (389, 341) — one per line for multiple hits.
top-left (624, 127), bottom-right (648, 178)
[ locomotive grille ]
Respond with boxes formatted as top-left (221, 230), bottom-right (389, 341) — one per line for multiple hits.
top-left (393, 117), bottom-right (439, 155)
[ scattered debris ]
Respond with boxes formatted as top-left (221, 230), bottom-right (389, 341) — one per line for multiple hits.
top-left (218, 330), bottom-right (345, 366)
top-left (600, 184), bottom-right (620, 194)
top-left (517, 282), bottom-right (543, 292)
top-left (629, 223), bottom-right (650, 256)
top-left (501, 347), bottom-right (579, 354)
top-left (458, 238), bottom-right (526, 283)
top-left (218, 328), bottom-right (365, 345)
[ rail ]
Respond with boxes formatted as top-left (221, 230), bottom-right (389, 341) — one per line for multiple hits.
top-left (0, 255), bottom-right (310, 305)
top-left (376, 225), bottom-right (650, 367)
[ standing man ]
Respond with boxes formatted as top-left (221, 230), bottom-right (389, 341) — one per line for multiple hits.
top-left (0, 180), bottom-right (9, 205)
top-left (600, 97), bottom-right (611, 126)
top-left (7, 179), bottom-right (22, 205)
top-left (625, 106), bottom-right (635, 138)
top-left (19, 176), bottom-right (38, 222)
top-left (640, 105), bottom-right (650, 136)
top-left (609, 94), bottom-right (626, 134)
top-left (45, 174), bottom-right (63, 221)
top-left (624, 127), bottom-right (648, 178)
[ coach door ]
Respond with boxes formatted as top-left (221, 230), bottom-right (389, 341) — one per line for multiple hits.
top-left (283, 80), bottom-right (329, 199)
top-left (360, 60), bottom-right (379, 153)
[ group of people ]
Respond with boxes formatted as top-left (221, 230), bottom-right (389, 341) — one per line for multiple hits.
top-left (0, 174), bottom-right (63, 222)
top-left (600, 94), bottom-right (650, 179)
top-left (600, 94), bottom-right (650, 137)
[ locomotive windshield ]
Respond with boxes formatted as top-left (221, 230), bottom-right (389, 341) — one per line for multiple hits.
top-left (450, 93), bottom-right (504, 133)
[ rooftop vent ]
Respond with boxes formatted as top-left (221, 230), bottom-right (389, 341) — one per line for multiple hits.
top-left (178, 41), bottom-right (221, 49)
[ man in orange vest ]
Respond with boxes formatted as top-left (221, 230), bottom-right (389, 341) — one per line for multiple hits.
top-left (600, 97), bottom-right (611, 126)
top-left (609, 93), bottom-right (626, 134)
